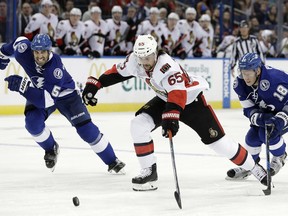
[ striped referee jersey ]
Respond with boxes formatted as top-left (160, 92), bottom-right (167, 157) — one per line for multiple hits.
top-left (230, 35), bottom-right (265, 70)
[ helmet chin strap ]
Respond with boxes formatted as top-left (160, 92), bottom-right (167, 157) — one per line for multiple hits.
top-left (252, 69), bottom-right (260, 86)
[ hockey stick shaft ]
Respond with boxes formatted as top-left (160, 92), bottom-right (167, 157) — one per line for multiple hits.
top-left (263, 123), bottom-right (274, 195)
top-left (168, 130), bottom-right (182, 209)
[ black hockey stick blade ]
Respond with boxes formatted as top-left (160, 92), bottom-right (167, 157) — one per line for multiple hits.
top-left (168, 131), bottom-right (182, 209)
top-left (174, 191), bottom-right (182, 209)
top-left (262, 123), bottom-right (274, 196)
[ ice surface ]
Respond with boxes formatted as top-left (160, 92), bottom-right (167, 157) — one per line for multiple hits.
top-left (0, 109), bottom-right (287, 216)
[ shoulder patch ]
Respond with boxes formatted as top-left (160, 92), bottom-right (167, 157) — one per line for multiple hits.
top-left (17, 42), bottom-right (28, 53)
top-left (53, 68), bottom-right (63, 79)
top-left (233, 78), bottom-right (238, 89)
top-left (259, 79), bottom-right (270, 91)
top-left (160, 63), bottom-right (171, 73)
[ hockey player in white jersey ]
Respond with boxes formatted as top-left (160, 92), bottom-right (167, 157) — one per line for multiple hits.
top-left (259, 29), bottom-right (276, 58)
top-left (82, 34), bottom-right (268, 191)
top-left (24, 0), bottom-right (58, 44)
top-left (105, 6), bottom-right (130, 56)
top-left (199, 14), bottom-right (213, 57)
top-left (83, 6), bottom-right (108, 58)
top-left (55, 8), bottom-right (85, 55)
top-left (177, 7), bottom-right (207, 58)
top-left (136, 7), bottom-right (165, 47)
top-left (161, 12), bottom-right (186, 59)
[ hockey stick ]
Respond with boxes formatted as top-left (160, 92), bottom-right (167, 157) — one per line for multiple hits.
top-left (263, 123), bottom-right (274, 195)
top-left (168, 130), bottom-right (182, 209)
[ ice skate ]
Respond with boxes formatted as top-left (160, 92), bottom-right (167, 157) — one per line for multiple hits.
top-left (226, 167), bottom-right (251, 181)
top-left (132, 163), bottom-right (158, 191)
top-left (271, 152), bottom-right (287, 176)
top-left (44, 142), bottom-right (59, 172)
top-left (250, 163), bottom-right (267, 186)
top-left (108, 158), bottom-right (126, 174)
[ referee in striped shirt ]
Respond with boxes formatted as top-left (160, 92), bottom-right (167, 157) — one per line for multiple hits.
top-left (230, 20), bottom-right (265, 77)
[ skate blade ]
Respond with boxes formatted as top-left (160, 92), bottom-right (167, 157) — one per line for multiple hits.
top-left (132, 181), bottom-right (158, 191)
top-left (108, 168), bottom-right (126, 175)
top-left (225, 175), bottom-right (249, 181)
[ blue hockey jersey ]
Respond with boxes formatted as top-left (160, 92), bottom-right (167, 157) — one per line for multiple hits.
top-left (233, 65), bottom-right (288, 118)
top-left (1, 36), bottom-right (76, 108)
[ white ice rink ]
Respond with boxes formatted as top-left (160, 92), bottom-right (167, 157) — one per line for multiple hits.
top-left (1, 109), bottom-right (287, 216)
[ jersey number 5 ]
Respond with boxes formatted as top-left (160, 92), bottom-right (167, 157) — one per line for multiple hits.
top-left (52, 85), bottom-right (61, 97)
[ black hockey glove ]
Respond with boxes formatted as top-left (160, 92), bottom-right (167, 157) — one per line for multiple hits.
top-left (4, 75), bottom-right (30, 94)
top-left (162, 110), bottom-right (180, 138)
top-left (82, 76), bottom-right (102, 106)
top-left (265, 111), bottom-right (288, 139)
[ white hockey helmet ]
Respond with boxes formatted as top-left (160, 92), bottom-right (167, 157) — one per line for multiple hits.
top-left (41, 0), bottom-right (53, 6)
top-left (185, 7), bottom-right (196, 15)
top-left (261, 29), bottom-right (273, 41)
top-left (168, 12), bottom-right (179, 20)
top-left (91, 6), bottom-right (102, 13)
top-left (70, 8), bottom-right (82, 16)
top-left (199, 14), bottom-right (211, 22)
top-left (111, 5), bottom-right (123, 13)
top-left (134, 34), bottom-right (158, 58)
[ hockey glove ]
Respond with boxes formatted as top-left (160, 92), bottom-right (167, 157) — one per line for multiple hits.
top-left (0, 50), bottom-right (10, 70)
top-left (82, 76), bottom-right (102, 106)
top-left (250, 111), bottom-right (274, 127)
top-left (5, 75), bottom-right (30, 94)
top-left (162, 110), bottom-right (180, 138)
top-left (265, 111), bottom-right (288, 139)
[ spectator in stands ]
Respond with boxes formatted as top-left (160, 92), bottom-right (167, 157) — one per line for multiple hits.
top-left (18, 3), bottom-right (33, 36)
top-left (249, 15), bottom-right (260, 37)
top-left (24, 0), bottom-right (58, 45)
top-left (60, 0), bottom-right (74, 20)
top-left (124, 6), bottom-right (141, 47)
top-left (83, 6), bottom-right (108, 58)
top-left (55, 8), bottom-right (85, 56)
top-left (0, 0), bottom-right (7, 42)
top-left (196, 0), bottom-right (211, 18)
top-left (266, 4), bottom-right (277, 26)
top-left (82, 0), bottom-right (99, 22)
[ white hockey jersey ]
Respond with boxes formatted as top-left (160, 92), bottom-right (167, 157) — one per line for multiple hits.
top-left (115, 53), bottom-right (209, 106)
top-left (136, 20), bottom-right (165, 46)
top-left (55, 19), bottom-right (85, 53)
top-left (24, 13), bottom-right (58, 40)
top-left (177, 19), bottom-right (206, 57)
top-left (83, 19), bottom-right (108, 55)
top-left (161, 24), bottom-right (182, 52)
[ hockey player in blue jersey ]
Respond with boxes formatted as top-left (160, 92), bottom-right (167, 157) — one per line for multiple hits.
top-left (0, 34), bottom-right (125, 173)
top-left (226, 52), bottom-right (287, 181)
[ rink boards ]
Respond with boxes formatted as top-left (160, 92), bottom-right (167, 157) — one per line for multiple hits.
top-left (0, 57), bottom-right (287, 114)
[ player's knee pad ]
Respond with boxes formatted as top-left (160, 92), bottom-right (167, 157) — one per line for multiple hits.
top-left (130, 113), bottom-right (155, 143)
top-left (25, 110), bottom-right (46, 135)
top-left (258, 126), bottom-right (281, 145)
top-left (76, 121), bottom-right (100, 143)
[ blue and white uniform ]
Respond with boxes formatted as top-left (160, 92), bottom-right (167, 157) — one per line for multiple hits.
top-left (234, 65), bottom-right (287, 160)
top-left (1, 36), bottom-right (117, 165)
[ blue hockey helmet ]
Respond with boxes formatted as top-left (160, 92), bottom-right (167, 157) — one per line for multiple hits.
top-left (238, 53), bottom-right (262, 71)
top-left (31, 34), bottom-right (52, 51)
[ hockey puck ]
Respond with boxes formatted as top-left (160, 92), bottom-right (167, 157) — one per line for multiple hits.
top-left (72, 196), bottom-right (80, 206)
